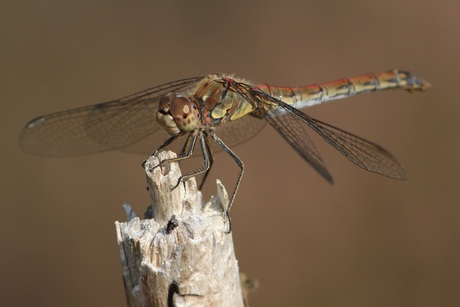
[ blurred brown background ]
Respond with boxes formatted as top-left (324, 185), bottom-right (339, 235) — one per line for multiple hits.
top-left (1, 0), bottom-right (458, 306)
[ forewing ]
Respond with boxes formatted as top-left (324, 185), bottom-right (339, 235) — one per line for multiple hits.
top-left (19, 77), bottom-right (203, 156)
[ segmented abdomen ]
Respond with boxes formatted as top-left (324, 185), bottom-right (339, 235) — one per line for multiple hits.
top-left (257, 69), bottom-right (431, 109)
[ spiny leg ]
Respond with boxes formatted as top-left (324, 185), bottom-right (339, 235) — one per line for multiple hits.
top-left (197, 132), bottom-right (214, 191)
top-left (210, 131), bottom-right (244, 233)
top-left (144, 132), bottom-right (197, 172)
top-left (142, 134), bottom-right (179, 169)
top-left (178, 132), bottom-right (195, 157)
top-left (171, 130), bottom-right (213, 190)
top-left (159, 130), bottom-right (198, 167)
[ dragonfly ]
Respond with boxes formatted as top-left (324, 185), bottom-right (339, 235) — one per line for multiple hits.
top-left (20, 69), bottom-right (430, 219)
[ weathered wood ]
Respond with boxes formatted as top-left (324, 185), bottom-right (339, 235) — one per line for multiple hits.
top-left (115, 151), bottom-right (244, 307)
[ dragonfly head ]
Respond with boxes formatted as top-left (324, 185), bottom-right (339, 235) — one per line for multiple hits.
top-left (156, 92), bottom-right (200, 135)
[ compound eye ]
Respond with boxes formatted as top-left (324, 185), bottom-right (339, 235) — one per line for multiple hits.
top-left (159, 92), bottom-right (176, 113)
top-left (170, 96), bottom-right (192, 119)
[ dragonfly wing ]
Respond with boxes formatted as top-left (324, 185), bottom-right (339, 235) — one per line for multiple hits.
top-left (231, 78), bottom-right (408, 181)
top-left (20, 77), bottom-right (203, 156)
top-left (213, 115), bottom-right (267, 152)
top-left (272, 99), bottom-right (409, 180)
top-left (265, 106), bottom-right (334, 184)
top-left (226, 79), bottom-right (333, 183)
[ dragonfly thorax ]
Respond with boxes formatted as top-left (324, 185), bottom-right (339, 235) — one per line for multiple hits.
top-left (156, 92), bottom-right (200, 136)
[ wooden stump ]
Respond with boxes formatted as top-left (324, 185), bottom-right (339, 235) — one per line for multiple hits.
top-left (115, 151), bottom-right (244, 307)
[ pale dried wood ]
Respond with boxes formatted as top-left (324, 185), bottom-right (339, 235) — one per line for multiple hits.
top-left (115, 151), bottom-right (244, 307)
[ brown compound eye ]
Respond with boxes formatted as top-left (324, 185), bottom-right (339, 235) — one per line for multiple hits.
top-left (170, 96), bottom-right (192, 119)
top-left (159, 92), bottom-right (176, 113)
top-left (168, 96), bottom-right (200, 132)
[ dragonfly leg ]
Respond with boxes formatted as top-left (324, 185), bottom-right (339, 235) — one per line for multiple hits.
top-left (148, 132), bottom-right (197, 182)
top-left (159, 131), bottom-right (198, 166)
top-left (197, 133), bottom-right (214, 191)
top-left (171, 130), bottom-right (212, 190)
top-left (144, 132), bottom-right (197, 174)
top-left (178, 132), bottom-right (194, 157)
top-left (210, 131), bottom-right (244, 233)
top-left (142, 134), bottom-right (179, 169)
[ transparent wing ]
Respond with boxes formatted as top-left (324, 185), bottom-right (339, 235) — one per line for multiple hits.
top-left (277, 101), bottom-right (408, 179)
top-left (212, 115), bottom-right (267, 151)
top-left (265, 107), bottom-right (334, 184)
top-left (233, 82), bottom-right (408, 182)
top-left (295, 110), bottom-right (408, 179)
top-left (19, 77), bottom-right (203, 156)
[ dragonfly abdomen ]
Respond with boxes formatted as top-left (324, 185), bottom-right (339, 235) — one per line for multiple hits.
top-left (257, 69), bottom-right (430, 110)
